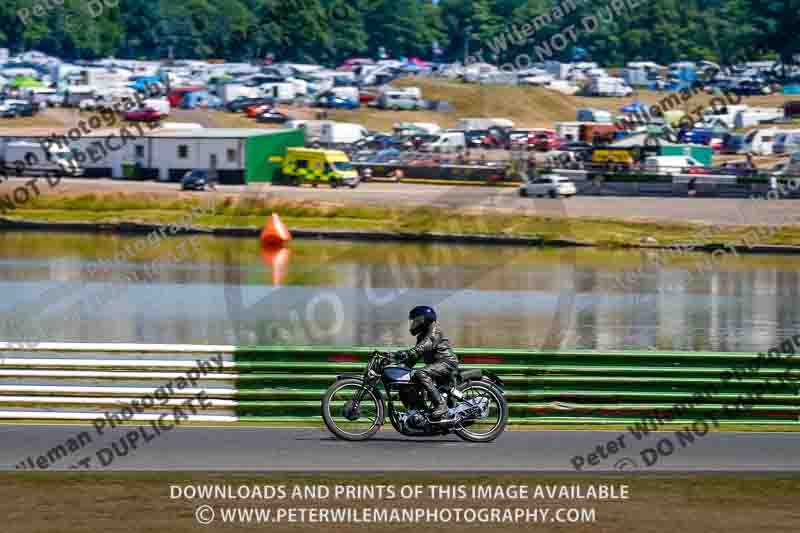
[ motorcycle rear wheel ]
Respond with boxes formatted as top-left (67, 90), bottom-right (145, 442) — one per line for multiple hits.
top-left (322, 378), bottom-right (384, 441)
top-left (453, 381), bottom-right (508, 443)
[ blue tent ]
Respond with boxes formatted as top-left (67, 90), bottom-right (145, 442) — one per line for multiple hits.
top-left (180, 91), bottom-right (218, 109)
top-left (620, 101), bottom-right (648, 113)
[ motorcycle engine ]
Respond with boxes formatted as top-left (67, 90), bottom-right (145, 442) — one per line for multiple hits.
top-left (398, 410), bottom-right (428, 434)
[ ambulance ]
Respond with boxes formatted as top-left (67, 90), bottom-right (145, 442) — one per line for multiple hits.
top-left (280, 148), bottom-right (359, 188)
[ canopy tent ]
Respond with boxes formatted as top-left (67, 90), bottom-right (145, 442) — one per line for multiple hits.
top-left (9, 75), bottom-right (43, 88)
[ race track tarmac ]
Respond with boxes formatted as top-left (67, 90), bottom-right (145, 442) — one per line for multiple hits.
top-left (1, 425), bottom-right (798, 472)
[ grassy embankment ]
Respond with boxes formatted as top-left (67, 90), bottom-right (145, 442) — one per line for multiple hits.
top-left (5, 192), bottom-right (800, 248)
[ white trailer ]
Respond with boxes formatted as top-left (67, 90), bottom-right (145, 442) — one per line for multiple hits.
top-left (260, 82), bottom-right (297, 103)
top-left (222, 83), bottom-right (259, 104)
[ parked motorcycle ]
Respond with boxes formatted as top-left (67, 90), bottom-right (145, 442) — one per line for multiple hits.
top-left (321, 351), bottom-right (508, 442)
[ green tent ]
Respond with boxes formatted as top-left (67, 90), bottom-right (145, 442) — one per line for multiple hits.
top-left (9, 76), bottom-right (43, 89)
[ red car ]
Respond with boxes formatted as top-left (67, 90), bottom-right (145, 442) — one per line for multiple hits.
top-left (124, 108), bottom-right (166, 122)
top-left (532, 130), bottom-right (561, 151)
top-left (509, 129), bottom-right (560, 151)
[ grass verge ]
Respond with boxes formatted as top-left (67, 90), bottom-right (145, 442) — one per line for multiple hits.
top-left (4, 191), bottom-right (800, 248)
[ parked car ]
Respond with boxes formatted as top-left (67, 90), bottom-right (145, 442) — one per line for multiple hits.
top-left (533, 131), bottom-right (561, 151)
top-left (519, 175), bottom-right (577, 198)
top-left (783, 101), bottom-right (800, 119)
top-left (316, 95), bottom-right (359, 109)
top-left (181, 170), bottom-right (215, 191)
top-left (124, 108), bottom-right (166, 122)
top-left (226, 97), bottom-right (274, 113)
top-left (256, 110), bottom-right (291, 124)
top-left (245, 104), bottom-right (272, 118)
top-left (1, 101), bottom-right (36, 118)
top-left (714, 160), bottom-right (758, 177)
top-left (720, 133), bottom-right (746, 154)
top-left (465, 130), bottom-right (493, 149)
top-left (773, 130), bottom-right (800, 154)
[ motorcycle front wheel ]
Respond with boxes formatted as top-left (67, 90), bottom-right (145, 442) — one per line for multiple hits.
top-left (322, 378), bottom-right (384, 441)
top-left (453, 381), bottom-right (508, 443)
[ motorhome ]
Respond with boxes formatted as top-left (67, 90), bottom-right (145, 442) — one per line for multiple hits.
top-left (377, 88), bottom-right (423, 110)
top-left (742, 128), bottom-right (780, 155)
top-left (701, 104), bottom-right (748, 129)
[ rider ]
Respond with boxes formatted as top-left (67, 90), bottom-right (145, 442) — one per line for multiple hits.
top-left (392, 306), bottom-right (459, 419)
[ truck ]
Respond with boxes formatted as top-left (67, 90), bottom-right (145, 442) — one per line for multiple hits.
top-left (0, 140), bottom-right (83, 178)
top-left (456, 118), bottom-right (515, 131)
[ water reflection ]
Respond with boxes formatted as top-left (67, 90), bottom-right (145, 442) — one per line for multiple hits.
top-left (0, 231), bottom-right (797, 351)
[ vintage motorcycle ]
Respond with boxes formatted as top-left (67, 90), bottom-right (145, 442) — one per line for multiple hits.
top-left (321, 351), bottom-right (508, 442)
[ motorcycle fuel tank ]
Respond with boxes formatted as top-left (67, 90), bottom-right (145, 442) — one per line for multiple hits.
top-left (383, 366), bottom-right (413, 383)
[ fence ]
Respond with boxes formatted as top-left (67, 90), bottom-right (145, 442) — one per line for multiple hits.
top-left (0, 342), bottom-right (797, 426)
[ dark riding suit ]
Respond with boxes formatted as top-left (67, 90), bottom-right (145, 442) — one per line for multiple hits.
top-left (394, 322), bottom-right (459, 411)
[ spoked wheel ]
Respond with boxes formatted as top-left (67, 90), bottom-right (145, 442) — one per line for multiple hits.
top-left (453, 381), bottom-right (508, 443)
top-left (322, 379), bottom-right (384, 441)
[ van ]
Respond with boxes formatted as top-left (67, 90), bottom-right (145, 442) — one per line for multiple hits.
top-left (643, 155), bottom-right (704, 176)
top-left (279, 148), bottom-right (359, 188)
top-left (1, 141), bottom-right (83, 177)
top-left (319, 122), bottom-right (369, 145)
top-left (423, 131), bottom-right (466, 153)
top-left (773, 130), bottom-right (800, 154)
top-left (378, 90), bottom-right (423, 110)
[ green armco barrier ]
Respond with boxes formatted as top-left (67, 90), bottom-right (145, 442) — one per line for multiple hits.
top-left (232, 346), bottom-right (800, 425)
top-left (0, 343), bottom-right (797, 426)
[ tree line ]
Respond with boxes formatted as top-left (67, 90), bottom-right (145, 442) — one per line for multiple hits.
top-left (0, 0), bottom-right (797, 69)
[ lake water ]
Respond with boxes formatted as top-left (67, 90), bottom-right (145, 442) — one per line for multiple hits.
top-left (0, 231), bottom-right (797, 352)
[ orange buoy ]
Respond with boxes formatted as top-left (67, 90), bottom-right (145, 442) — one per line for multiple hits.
top-left (261, 245), bottom-right (290, 286)
top-left (260, 213), bottom-right (292, 246)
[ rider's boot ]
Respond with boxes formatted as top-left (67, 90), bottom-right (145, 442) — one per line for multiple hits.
top-left (429, 389), bottom-right (449, 419)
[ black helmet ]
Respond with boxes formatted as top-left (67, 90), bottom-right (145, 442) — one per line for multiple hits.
top-left (408, 306), bottom-right (436, 335)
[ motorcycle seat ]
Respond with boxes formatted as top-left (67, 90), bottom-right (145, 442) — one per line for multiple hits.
top-left (458, 369), bottom-right (482, 381)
